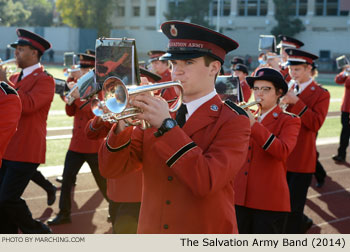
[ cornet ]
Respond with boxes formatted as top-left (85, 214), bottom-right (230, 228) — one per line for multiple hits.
top-left (93, 76), bottom-right (184, 129)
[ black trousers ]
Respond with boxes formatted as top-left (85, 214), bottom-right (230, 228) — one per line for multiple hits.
top-left (337, 111), bottom-right (350, 159)
top-left (314, 151), bottom-right (327, 183)
top-left (109, 201), bottom-right (141, 234)
top-left (235, 205), bottom-right (288, 234)
top-left (58, 150), bottom-right (108, 215)
top-left (0, 160), bottom-right (47, 234)
top-left (31, 170), bottom-right (54, 193)
top-left (285, 171), bottom-right (313, 233)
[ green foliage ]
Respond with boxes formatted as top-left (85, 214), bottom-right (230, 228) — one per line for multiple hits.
top-left (164, 0), bottom-right (212, 28)
top-left (0, 0), bottom-right (31, 26)
top-left (271, 0), bottom-right (305, 38)
top-left (19, 0), bottom-right (54, 26)
top-left (56, 0), bottom-right (115, 37)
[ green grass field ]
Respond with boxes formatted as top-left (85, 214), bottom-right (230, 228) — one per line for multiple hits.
top-left (42, 65), bottom-right (345, 167)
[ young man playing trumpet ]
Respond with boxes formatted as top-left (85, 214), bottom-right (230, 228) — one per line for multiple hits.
top-left (281, 49), bottom-right (330, 233)
top-left (234, 68), bottom-right (301, 234)
top-left (98, 21), bottom-right (251, 234)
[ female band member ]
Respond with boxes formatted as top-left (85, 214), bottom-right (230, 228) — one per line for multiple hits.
top-left (234, 68), bottom-right (301, 233)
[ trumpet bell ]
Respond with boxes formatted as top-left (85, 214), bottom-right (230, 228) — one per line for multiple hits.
top-left (103, 76), bottom-right (129, 114)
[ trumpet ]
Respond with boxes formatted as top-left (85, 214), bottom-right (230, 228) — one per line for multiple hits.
top-left (94, 76), bottom-right (184, 129)
top-left (65, 69), bottom-right (97, 105)
top-left (280, 79), bottom-right (300, 110)
top-left (0, 58), bottom-right (17, 75)
top-left (239, 98), bottom-right (261, 109)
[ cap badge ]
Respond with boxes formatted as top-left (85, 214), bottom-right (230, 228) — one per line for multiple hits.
top-left (170, 24), bottom-right (178, 37)
top-left (283, 36), bottom-right (286, 40)
top-left (210, 104), bottom-right (218, 111)
top-left (258, 71), bottom-right (264, 77)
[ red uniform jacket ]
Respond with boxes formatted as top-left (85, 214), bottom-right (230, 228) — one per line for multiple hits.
top-left (241, 79), bottom-right (252, 102)
top-left (0, 83), bottom-right (22, 167)
top-left (99, 95), bottom-right (251, 234)
top-left (66, 99), bottom-right (103, 153)
top-left (235, 106), bottom-right (301, 212)
top-left (334, 72), bottom-right (350, 112)
top-left (280, 66), bottom-right (291, 83)
top-left (85, 117), bottom-right (142, 202)
top-left (159, 69), bottom-right (172, 82)
top-left (286, 81), bottom-right (330, 173)
top-left (4, 67), bottom-right (54, 163)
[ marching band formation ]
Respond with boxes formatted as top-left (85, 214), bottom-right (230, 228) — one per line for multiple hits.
top-left (0, 19), bottom-right (347, 234)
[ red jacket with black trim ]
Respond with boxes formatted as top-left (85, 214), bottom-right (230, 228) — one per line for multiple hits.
top-left (235, 106), bottom-right (300, 212)
top-left (99, 95), bottom-right (251, 234)
top-left (0, 82), bottom-right (22, 167)
top-left (85, 117), bottom-right (142, 203)
top-left (334, 72), bottom-right (350, 112)
top-left (4, 66), bottom-right (54, 163)
top-left (286, 81), bottom-right (330, 173)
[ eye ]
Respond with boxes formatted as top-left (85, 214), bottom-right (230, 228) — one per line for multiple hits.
top-left (185, 60), bottom-right (194, 65)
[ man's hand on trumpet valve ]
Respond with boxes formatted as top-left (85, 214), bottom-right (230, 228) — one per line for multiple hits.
top-left (130, 93), bottom-right (171, 129)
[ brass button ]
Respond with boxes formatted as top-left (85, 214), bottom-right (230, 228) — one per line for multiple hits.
top-left (163, 224), bottom-right (169, 229)
top-left (168, 176), bottom-right (173, 181)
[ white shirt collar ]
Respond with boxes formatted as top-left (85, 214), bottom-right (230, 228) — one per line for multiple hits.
top-left (184, 90), bottom-right (217, 120)
top-left (258, 104), bottom-right (277, 123)
top-left (298, 78), bottom-right (313, 93)
top-left (22, 63), bottom-right (41, 79)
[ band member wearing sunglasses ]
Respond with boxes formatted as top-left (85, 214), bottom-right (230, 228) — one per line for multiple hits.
top-left (234, 68), bottom-right (301, 233)
top-left (98, 21), bottom-right (251, 234)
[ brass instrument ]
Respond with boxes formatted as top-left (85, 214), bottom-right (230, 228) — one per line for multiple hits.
top-left (240, 98), bottom-right (261, 109)
top-left (280, 79), bottom-right (300, 110)
top-left (94, 76), bottom-right (183, 129)
top-left (65, 69), bottom-right (98, 105)
top-left (0, 58), bottom-right (17, 75)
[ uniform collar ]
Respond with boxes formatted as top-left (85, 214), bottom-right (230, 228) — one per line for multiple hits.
top-left (184, 89), bottom-right (217, 120)
top-left (299, 77), bottom-right (313, 94)
top-left (22, 63), bottom-right (41, 79)
top-left (258, 104), bottom-right (277, 123)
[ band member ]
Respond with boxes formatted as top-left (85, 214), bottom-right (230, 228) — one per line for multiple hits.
top-left (47, 53), bottom-right (108, 226)
top-left (234, 68), bottom-right (301, 234)
top-left (232, 63), bottom-right (252, 102)
top-left (147, 50), bottom-right (171, 82)
top-left (0, 29), bottom-right (54, 234)
top-left (230, 56), bottom-right (244, 69)
top-left (281, 49), bottom-right (330, 233)
top-left (85, 68), bottom-right (161, 234)
top-left (332, 63), bottom-right (350, 163)
top-left (98, 21), bottom-right (250, 234)
top-left (0, 82), bottom-right (21, 167)
top-left (277, 35), bottom-right (304, 82)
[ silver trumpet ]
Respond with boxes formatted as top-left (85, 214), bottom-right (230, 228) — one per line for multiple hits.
top-left (65, 69), bottom-right (97, 105)
top-left (0, 58), bottom-right (17, 75)
top-left (280, 79), bottom-right (300, 110)
top-left (93, 76), bottom-right (183, 129)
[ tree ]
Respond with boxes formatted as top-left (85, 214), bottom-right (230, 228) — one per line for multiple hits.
top-left (0, 0), bottom-right (30, 26)
top-left (56, 0), bottom-right (115, 37)
top-left (18, 0), bottom-right (54, 27)
top-left (271, 0), bottom-right (305, 38)
top-left (165, 0), bottom-right (212, 28)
